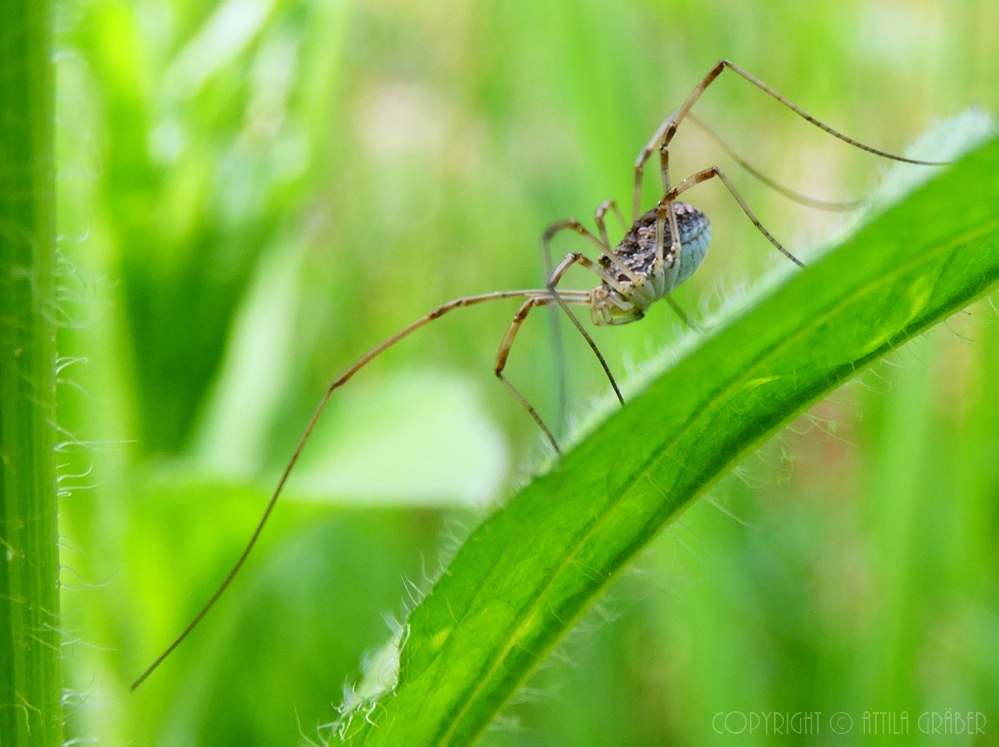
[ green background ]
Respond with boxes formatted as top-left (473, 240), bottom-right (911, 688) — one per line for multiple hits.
top-left (54, 0), bottom-right (999, 744)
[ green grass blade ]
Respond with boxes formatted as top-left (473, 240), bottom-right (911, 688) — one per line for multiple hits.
top-left (0, 0), bottom-right (63, 744)
top-left (334, 137), bottom-right (999, 746)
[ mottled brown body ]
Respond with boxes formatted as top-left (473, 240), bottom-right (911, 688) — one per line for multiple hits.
top-left (603, 203), bottom-right (709, 281)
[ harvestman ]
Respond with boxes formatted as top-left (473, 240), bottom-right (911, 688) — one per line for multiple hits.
top-left (131, 60), bottom-right (943, 688)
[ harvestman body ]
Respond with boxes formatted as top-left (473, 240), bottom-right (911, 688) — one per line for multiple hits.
top-left (131, 60), bottom-right (942, 688)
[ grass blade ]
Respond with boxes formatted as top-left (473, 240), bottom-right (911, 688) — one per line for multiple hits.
top-left (0, 0), bottom-right (62, 744)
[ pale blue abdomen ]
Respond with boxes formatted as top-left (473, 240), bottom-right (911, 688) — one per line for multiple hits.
top-left (672, 220), bottom-right (712, 288)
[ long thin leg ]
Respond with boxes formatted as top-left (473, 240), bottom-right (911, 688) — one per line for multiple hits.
top-left (653, 147), bottom-right (696, 333)
top-left (539, 215), bottom-right (641, 427)
top-left (665, 294), bottom-right (703, 333)
top-left (541, 247), bottom-right (569, 438)
top-left (633, 111), bottom-right (677, 222)
top-left (542, 219), bottom-right (605, 274)
top-left (547, 252), bottom-right (626, 405)
top-left (594, 199), bottom-right (628, 248)
top-left (131, 287), bottom-right (558, 690)
top-left (499, 292), bottom-right (622, 451)
top-left (654, 152), bottom-right (702, 335)
top-left (655, 144), bottom-right (682, 266)
top-left (544, 202), bottom-right (624, 434)
top-left (495, 297), bottom-right (561, 453)
top-left (663, 165), bottom-right (804, 267)
top-left (548, 251), bottom-right (636, 308)
top-left (653, 161), bottom-right (802, 329)
top-left (541, 219), bottom-right (617, 432)
top-left (686, 114), bottom-right (865, 212)
top-left (632, 59), bottom-right (946, 222)
top-left (543, 218), bottom-right (640, 285)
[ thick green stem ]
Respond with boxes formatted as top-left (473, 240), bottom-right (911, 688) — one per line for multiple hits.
top-left (0, 0), bottom-right (63, 745)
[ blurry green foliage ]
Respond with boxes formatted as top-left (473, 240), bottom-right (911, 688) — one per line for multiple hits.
top-left (52, 0), bottom-right (999, 744)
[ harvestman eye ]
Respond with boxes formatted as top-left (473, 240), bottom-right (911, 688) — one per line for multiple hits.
top-left (131, 60), bottom-right (945, 689)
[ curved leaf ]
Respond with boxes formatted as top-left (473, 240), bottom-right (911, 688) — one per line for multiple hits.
top-left (337, 136), bottom-right (999, 746)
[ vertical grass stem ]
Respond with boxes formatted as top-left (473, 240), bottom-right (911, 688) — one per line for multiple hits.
top-left (0, 0), bottom-right (63, 744)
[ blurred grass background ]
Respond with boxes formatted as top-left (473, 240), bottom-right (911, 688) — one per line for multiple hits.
top-left (52, 0), bottom-right (999, 744)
